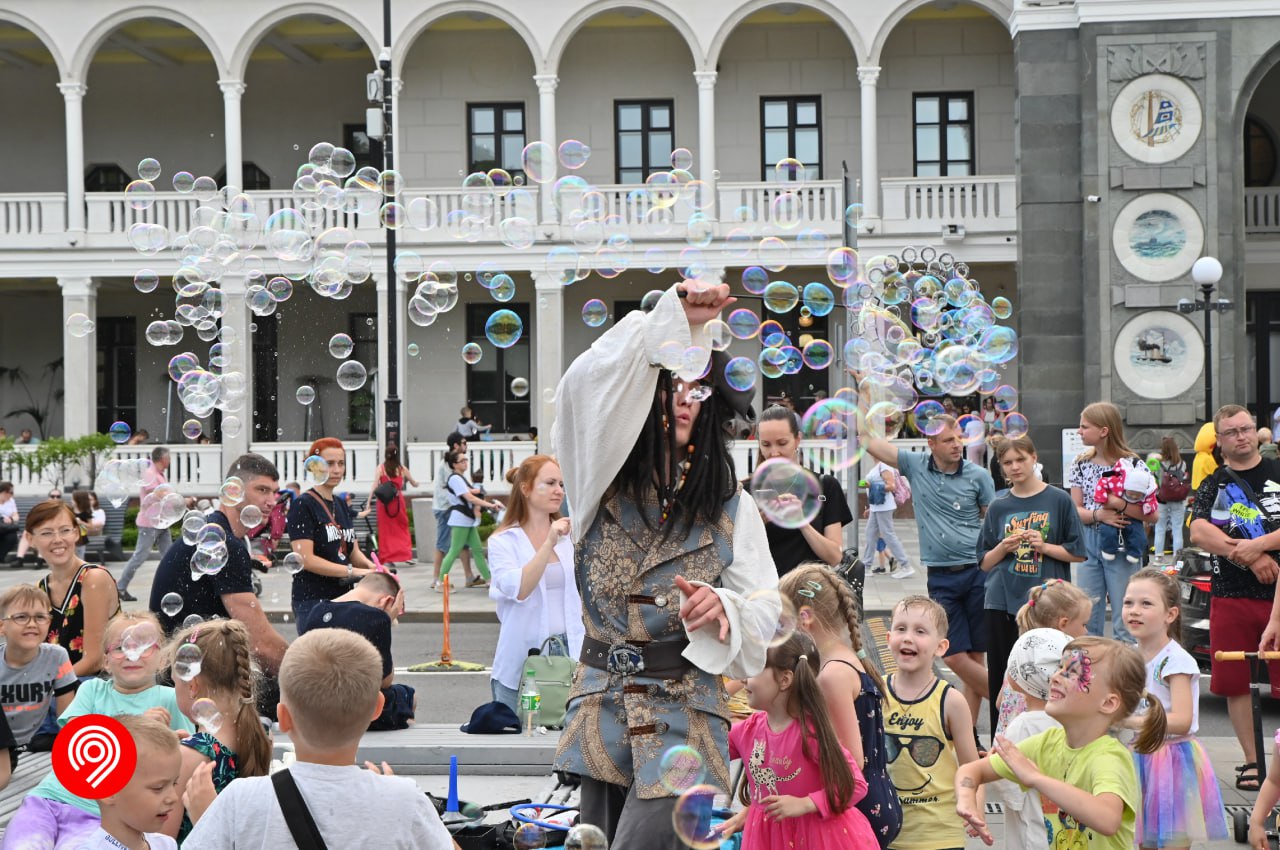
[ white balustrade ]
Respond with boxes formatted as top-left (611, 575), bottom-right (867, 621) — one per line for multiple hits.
top-left (1246, 187), bottom-right (1280, 234)
top-left (880, 176), bottom-right (1015, 236)
top-left (717, 180), bottom-right (844, 235)
top-left (0, 194), bottom-right (66, 243)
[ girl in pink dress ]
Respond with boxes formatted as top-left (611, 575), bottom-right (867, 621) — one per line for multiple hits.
top-left (721, 632), bottom-right (880, 849)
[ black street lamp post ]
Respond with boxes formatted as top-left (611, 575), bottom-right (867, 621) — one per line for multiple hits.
top-left (1178, 256), bottom-right (1231, 417)
top-left (371, 1), bottom-right (400, 451)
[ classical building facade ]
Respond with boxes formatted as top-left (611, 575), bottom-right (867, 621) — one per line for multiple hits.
top-left (0, 0), bottom-right (1277, 480)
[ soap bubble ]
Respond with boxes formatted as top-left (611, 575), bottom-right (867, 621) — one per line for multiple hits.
top-left (173, 643), bottom-right (203, 681)
top-left (219, 477), bottom-right (245, 506)
top-left (1003, 412), bottom-right (1030, 439)
top-left (66, 313), bottom-right (95, 338)
top-left (181, 614), bottom-right (204, 629)
top-left (461, 343), bottom-right (483, 365)
top-left (138, 157), bottom-right (161, 181)
top-left (513, 824), bottom-right (547, 850)
top-left (957, 414), bottom-right (985, 447)
top-left (191, 542), bottom-right (229, 576)
top-left (993, 384), bottom-right (1018, 413)
top-left (336, 361), bottom-right (368, 391)
top-left (108, 422), bottom-right (132, 444)
top-left (763, 281), bottom-right (799, 314)
top-left (328, 333), bottom-right (354, 359)
top-left (125, 180), bottom-right (156, 211)
top-left (160, 592), bottom-right (184, 618)
top-left (749, 588), bottom-right (798, 648)
top-left (991, 296), bottom-right (1013, 320)
top-left (222, 416), bottom-right (242, 438)
top-left (181, 512), bottom-right (205, 545)
top-left (295, 385), bottom-right (316, 406)
top-left (192, 697), bottom-right (223, 734)
top-left (750, 459), bottom-right (821, 529)
top-left (913, 400), bottom-right (949, 436)
top-left (407, 343), bottom-right (420, 357)
top-left (726, 309), bottom-right (761, 340)
top-left (303, 455), bottom-right (329, 484)
top-left (182, 419), bottom-right (202, 440)
top-left (564, 824), bottom-right (608, 850)
top-left (119, 623), bottom-right (160, 661)
top-left (240, 504), bottom-right (264, 528)
top-left (510, 377), bottom-right (530, 398)
top-left (133, 269), bottom-right (159, 294)
top-left (671, 785), bottom-right (722, 850)
top-left (172, 171), bottom-right (195, 193)
top-left (659, 745), bottom-right (707, 794)
top-left (670, 148), bottom-right (694, 171)
top-left (581, 299), bottom-right (608, 327)
top-left (801, 339), bottom-right (834, 370)
top-left (283, 552), bottom-right (305, 575)
top-left (196, 522), bottom-right (226, 547)
top-left (485, 309), bottom-right (523, 348)
top-left (558, 140), bottom-right (591, 170)
top-left (724, 357), bottom-right (757, 392)
top-left (521, 141), bottom-right (554, 184)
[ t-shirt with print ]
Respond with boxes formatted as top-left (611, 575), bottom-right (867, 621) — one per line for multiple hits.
top-left (299, 600), bottom-right (394, 678)
top-left (446, 473), bottom-right (479, 528)
top-left (149, 510), bottom-right (255, 634)
top-left (987, 710), bottom-right (1061, 850)
top-left (991, 726), bottom-right (1139, 850)
top-left (976, 485), bottom-right (1084, 613)
top-left (31, 678), bottom-right (189, 815)
top-left (1067, 455), bottom-right (1115, 511)
top-left (896, 450), bottom-right (995, 567)
top-left (183, 761), bottom-right (455, 850)
top-left (77, 828), bottom-right (177, 850)
top-left (287, 490), bottom-right (358, 605)
top-left (0, 642), bottom-right (77, 745)
top-left (755, 473), bottom-right (853, 576)
top-left (1189, 457), bottom-right (1280, 600)
top-left (1147, 638), bottom-right (1201, 736)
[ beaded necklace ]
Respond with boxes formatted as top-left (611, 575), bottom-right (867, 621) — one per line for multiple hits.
top-left (660, 444), bottom-right (695, 525)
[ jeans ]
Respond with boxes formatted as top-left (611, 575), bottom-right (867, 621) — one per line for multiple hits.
top-left (118, 525), bottom-right (173, 592)
top-left (1078, 523), bottom-right (1135, 642)
top-left (1096, 521), bottom-right (1148, 564)
top-left (1153, 499), bottom-right (1187, 555)
top-left (864, 511), bottom-right (911, 566)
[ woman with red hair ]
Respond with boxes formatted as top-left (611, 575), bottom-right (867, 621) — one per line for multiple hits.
top-left (286, 438), bottom-right (377, 627)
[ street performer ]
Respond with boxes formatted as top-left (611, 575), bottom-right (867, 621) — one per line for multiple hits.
top-left (552, 281), bottom-right (779, 849)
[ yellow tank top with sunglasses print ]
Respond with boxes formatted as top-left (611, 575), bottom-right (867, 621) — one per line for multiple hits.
top-left (883, 675), bottom-right (963, 850)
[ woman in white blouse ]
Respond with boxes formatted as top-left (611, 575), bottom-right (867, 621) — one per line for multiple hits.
top-left (487, 454), bottom-right (584, 712)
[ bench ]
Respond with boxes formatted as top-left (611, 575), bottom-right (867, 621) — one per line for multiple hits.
top-left (85, 504), bottom-right (127, 563)
top-left (0, 751), bottom-right (53, 835)
top-left (272, 723), bottom-right (561, 776)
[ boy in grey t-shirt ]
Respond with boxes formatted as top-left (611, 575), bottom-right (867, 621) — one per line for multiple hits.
top-left (0, 585), bottom-right (78, 777)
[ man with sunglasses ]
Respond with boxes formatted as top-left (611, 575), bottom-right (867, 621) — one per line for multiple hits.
top-left (1194, 404), bottom-right (1280, 791)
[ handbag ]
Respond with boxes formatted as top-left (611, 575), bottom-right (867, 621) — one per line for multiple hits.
top-left (272, 769), bottom-right (329, 850)
top-left (835, 548), bottom-right (866, 621)
top-left (374, 478), bottom-right (399, 509)
top-left (527, 635), bottom-right (576, 729)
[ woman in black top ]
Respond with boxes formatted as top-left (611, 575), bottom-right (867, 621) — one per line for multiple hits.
top-left (753, 405), bottom-right (852, 576)
top-left (287, 437), bottom-right (377, 628)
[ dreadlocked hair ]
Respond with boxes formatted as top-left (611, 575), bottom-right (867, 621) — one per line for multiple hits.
top-left (607, 368), bottom-right (737, 541)
top-left (779, 563), bottom-right (886, 697)
top-left (164, 619), bottom-right (271, 778)
top-left (738, 632), bottom-right (856, 815)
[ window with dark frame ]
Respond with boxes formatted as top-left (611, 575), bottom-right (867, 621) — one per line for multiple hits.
top-left (615, 100), bottom-right (675, 184)
top-left (96, 318), bottom-right (136, 435)
top-left (760, 96), bottom-right (822, 181)
top-left (347, 313), bottom-right (378, 438)
top-left (84, 164), bottom-right (130, 192)
top-left (343, 123), bottom-right (384, 172)
top-left (468, 103), bottom-right (526, 177)
top-left (214, 163), bottom-right (271, 191)
top-left (913, 93), bottom-right (975, 177)
top-left (1246, 115), bottom-right (1277, 187)
top-left (464, 303), bottom-right (531, 437)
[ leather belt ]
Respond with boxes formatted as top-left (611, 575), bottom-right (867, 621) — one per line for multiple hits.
top-left (927, 563), bottom-right (977, 573)
top-left (581, 636), bottom-right (691, 678)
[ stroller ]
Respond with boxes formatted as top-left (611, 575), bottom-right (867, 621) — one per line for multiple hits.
top-left (243, 490), bottom-right (294, 596)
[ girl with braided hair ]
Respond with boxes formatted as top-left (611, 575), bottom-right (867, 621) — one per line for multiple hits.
top-left (162, 618), bottom-right (271, 841)
top-left (780, 563), bottom-right (901, 847)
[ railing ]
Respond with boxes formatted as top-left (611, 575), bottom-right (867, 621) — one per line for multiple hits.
top-left (109, 445), bottom-right (223, 492)
top-left (249, 441), bottom-right (381, 492)
top-left (0, 194), bottom-right (67, 244)
top-left (1246, 187), bottom-right (1280, 234)
top-left (880, 176), bottom-right (1015, 236)
top-left (718, 180), bottom-right (845, 233)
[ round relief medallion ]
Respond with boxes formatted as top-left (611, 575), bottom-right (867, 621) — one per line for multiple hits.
top-left (1112, 311), bottom-right (1204, 400)
top-left (1110, 74), bottom-right (1202, 164)
top-left (1112, 192), bottom-right (1204, 282)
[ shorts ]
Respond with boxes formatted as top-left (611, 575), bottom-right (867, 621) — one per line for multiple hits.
top-left (434, 509), bottom-right (451, 554)
top-left (370, 683), bottom-right (416, 731)
top-left (926, 565), bottom-right (987, 656)
top-left (1209, 596), bottom-right (1280, 698)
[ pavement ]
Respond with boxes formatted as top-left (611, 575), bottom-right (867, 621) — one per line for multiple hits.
top-left (1, 523), bottom-right (1267, 847)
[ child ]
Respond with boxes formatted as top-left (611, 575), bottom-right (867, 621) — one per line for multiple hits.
top-left (1250, 733), bottom-right (1280, 847)
top-left (882, 595), bottom-right (980, 850)
top-left (864, 462), bottom-right (913, 578)
top-left (297, 571), bottom-right (417, 731)
top-left (781, 563), bottom-right (902, 847)
top-left (4, 612), bottom-right (190, 849)
top-left (720, 632), bottom-right (879, 849)
top-left (956, 636), bottom-right (1166, 849)
top-left (0, 585), bottom-right (78, 784)
top-left (1122, 569), bottom-right (1227, 849)
top-left (985, 628), bottom-right (1070, 850)
top-left (182, 629), bottom-right (455, 848)
top-left (1093, 461), bottom-right (1158, 564)
top-left (994, 580), bottom-right (1093, 738)
top-left (85, 713), bottom-right (182, 850)
top-left (163, 618), bottom-right (274, 842)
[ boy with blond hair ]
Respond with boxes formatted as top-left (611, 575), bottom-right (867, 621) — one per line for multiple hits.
top-left (0, 584), bottom-right (77, 787)
top-left (84, 714), bottom-right (181, 850)
top-left (183, 629), bottom-right (458, 849)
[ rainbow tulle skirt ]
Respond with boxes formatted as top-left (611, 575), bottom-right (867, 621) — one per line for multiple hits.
top-left (1134, 737), bottom-right (1228, 848)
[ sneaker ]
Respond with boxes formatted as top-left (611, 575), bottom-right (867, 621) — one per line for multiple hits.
top-left (118, 590), bottom-right (137, 602)
top-left (870, 564), bottom-right (889, 575)
top-left (890, 564), bottom-right (916, 579)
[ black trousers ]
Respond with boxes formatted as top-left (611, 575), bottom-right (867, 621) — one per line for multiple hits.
top-left (579, 778), bottom-right (688, 850)
top-left (985, 609), bottom-right (1021, 741)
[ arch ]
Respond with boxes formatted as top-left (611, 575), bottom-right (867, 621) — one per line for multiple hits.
top-left (867, 0), bottom-right (1012, 66)
top-left (544, 0), bottom-right (702, 77)
top-left (230, 2), bottom-right (379, 81)
top-left (70, 6), bottom-right (227, 81)
top-left (706, 0), bottom-right (867, 71)
top-left (0, 11), bottom-right (69, 79)
top-left (395, 2), bottom-right (544, 73)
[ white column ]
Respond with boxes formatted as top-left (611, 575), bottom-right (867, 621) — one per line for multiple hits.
top-left (694, 71), bottom-right (717, 209)
top-left (391, 77), bottom-right (404, 158)
top-left (857, 66), bottom-right (882, 227)
top-left (534, 74), bottom-right (559, 224)
top-left (218, 79), bottom-right (245, 191)
top-left (374, 274), bottom-right (406, 446)
top-left (533, 272), bottom-right (564, 438)
top-left (218, 273), bottom-right (254, 461)
top-left (58, 277), bottom-right (97, 437)
top-left (58, 82), bottom-right (87, 234)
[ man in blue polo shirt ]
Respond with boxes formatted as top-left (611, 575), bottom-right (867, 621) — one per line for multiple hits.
top-left (866, 415), bottom-right (996, 729)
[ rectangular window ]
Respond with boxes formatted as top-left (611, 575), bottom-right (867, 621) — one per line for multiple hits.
top-left (468, 103), bottom-right (526, 177)
top-left (343, 124), bottom-right (383, 172)
top-left (96, 318), bottom-right (136, 435)
top-left (251, 314), bottom-right (279, 443)
top-left (465, 303), bottom-right (531, 436)
top-left (615, 100), bottom-right (675, 184)
top-left (913, 93), bottom-right (975, 177)
top-left (347, 313), bottom-right (378, 438)
top-left (760, 96), bottom-right (822, 181)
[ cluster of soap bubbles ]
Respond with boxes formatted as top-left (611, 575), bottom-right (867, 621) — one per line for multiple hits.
top-left (94, 457), bottom-right (190, 518)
